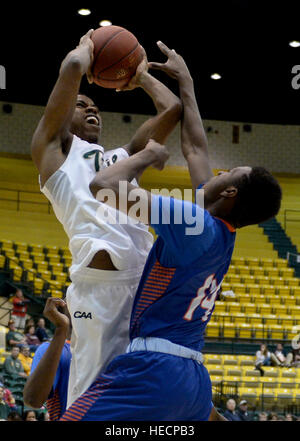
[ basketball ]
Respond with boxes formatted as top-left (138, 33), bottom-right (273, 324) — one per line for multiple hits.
top-left (91, 26), bottom-right (143, 89)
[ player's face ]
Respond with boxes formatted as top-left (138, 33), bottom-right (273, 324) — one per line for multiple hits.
top-left (203, 166), bottom-right (252, 201)
top-left (70, 95), bottom-right (102, 144)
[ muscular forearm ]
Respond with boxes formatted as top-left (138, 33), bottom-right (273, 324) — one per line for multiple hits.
top-left (23, 327), bottom-right (67, 409)
top-left (126, 73), bottom-right (181, 156)
top-left (90, 149), bottom-right (157, 196)
top-left (140, 72), bottom-right (181, 112)
top-left (178, 74), bottom-right (209, 157)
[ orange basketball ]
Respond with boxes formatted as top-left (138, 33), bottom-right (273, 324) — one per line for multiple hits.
top-left (91, 26), bottom-right (143, 89)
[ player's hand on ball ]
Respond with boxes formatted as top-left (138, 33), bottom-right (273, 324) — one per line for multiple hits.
top-left (43, 297), bottom-right (70, 330)
top-left (146, 139), bottom-right (170, 170)
top-left (116, 46), bottom-right (149, 92)
top-left (149, 41), bottom-right (190, 80)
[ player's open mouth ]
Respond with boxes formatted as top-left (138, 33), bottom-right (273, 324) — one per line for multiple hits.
top-left (85, 115), bottom-right (100, 126)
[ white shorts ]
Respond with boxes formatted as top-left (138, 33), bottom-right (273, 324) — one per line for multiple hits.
top-left (66, 265), bottom-right (144, 409)
top-left (11, 314), bottom-right (26, 330)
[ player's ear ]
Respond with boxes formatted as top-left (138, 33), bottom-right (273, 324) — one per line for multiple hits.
top-left (220, 186), bottom-right (238, 198)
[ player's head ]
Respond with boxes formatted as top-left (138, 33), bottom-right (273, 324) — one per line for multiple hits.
top-left (203, 166), bottom-right (282, 228)
top-left (70, 94), bottom-right (102, 144)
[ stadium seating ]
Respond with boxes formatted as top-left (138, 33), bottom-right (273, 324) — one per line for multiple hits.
top-left (0, 158), bottom-right (300, 415)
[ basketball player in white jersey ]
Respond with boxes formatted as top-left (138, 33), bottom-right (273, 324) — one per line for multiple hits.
top-left (30, 29), bottom-right (181, 408)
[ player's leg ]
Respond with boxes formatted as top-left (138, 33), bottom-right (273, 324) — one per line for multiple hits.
top-left (65, 267), bottom-right (141, 408)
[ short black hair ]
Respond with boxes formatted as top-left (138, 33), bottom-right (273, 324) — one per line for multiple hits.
top-left (230, 166), bottom-right (282, 228)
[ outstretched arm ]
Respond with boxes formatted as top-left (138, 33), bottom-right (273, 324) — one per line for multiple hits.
top-left (31, 30), bottom-right (94, 186)
top-left (120, 50), bottom-right (182, 157)
top-left (149, 42), bottom-right (214, 190)
top-left (90, 139), bottom-right (169, 224)
top-left (23, 298), bottom-right (70, 409)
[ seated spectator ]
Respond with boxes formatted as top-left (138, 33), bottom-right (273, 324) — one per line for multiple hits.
top-left (6, 410), bottom-right (23, 421)
top-left (35, 317), bottom-right (50, 343)
top-left (285, 348), bottom-right (300, 368)
top-left (255, 343), bottom-right (281, 376)
top-left (258, 411), bottom-right (268, 421)
top-left (25, 325), bottom-right (41, 353)
top-left (0, 376), bottom-right (16, 409)
top-left (10, 288), bottom-right (30, 331)
top-left (223, 398), bottom-right (241, 421)
top-left (6, 319), bottom-right (27, 351)
top-left (3, 347), bottom-right (27, 379)
top-left (38, 411), bottom-right (50, 421)
top-left (236, 400), bottom-right (252, 421)
top-left (268, 412), bottom-right (278, 421)
top-left (285, 413), bottom-right (294, 421)
top-left (18, 345), bottom-right (33, 377)
top-left (25, 317), bottom-right (35, 329)
top-left (273, 343), bottom-right (287, 366)
top-left (23, 409), bottom-right (37, 421)
top-left (0, 386), bottom-right (11, 420)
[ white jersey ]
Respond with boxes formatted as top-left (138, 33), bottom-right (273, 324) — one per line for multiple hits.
top-left (40, 134), bottom-right (153, 407)
top-left (40, 134), bottom-right (153, 276)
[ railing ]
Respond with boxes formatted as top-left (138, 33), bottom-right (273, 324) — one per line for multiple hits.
top-left (284, 209), bottom-right (300, 231)
top-left (0, 297), bottom-right (12, 324)
top-left (0, 187), bottom-right (52, 213)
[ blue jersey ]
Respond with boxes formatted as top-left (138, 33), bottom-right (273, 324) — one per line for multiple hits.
top-left (130, 192), bottom-right (236, 351)
top-left (31, 340), bottom-right (71, 421)
top-left (60, 191), bottom-right (236, 421)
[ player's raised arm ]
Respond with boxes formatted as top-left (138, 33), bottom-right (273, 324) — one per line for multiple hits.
top-left (90, 139), bottom-right (169, 223)
top-left (118, 48), bottom-right (182, 157)
top-left (149, 42), bottom-right (214, 190)
top-left (31, 30), bottom-right (94, 184)
top-left (23, 297), bottom-right (70, 409)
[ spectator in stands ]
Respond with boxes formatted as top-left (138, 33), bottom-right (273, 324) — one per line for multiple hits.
top-left (6, 410), bottom-right (23, 421)
top-left (23, 409), bottom-right (37, 421)
top-left (6, 319), bottom-right (27, 351)
top-left (223, 398), bottom-right (241, 421)
top-left (25, 317), bottom-right (35, 330)
top-left (10, 288), bottom-right (30, 330)
top-left (268, 412), bottom-right (278, 421)
top-left (273, 343), bottom-right (287, 366)
top-left (0, 376), bottom-right (17, 410)
top-left (18, 345), bottom-right (33, 377)
top-left (285, 413), bottom-right (294, 421)
top-left (285, 347), bottom-right (300, 368)
top-left (258, 411), bottom-right (268, 421)
top-left (3, 347), bottom-right (27, 379)
top-left (0, 386), bottom-right (11, 420)
top-left (38, 411), bottom-right (50, 421)
top-left (254, 343), bottom-right (281, 376)
top-left (236, 400), bottom-right (252, 421)
top-left (25, 324), bottom-right (41, 353)
top-left (35, 317), bottom-right (50, 342)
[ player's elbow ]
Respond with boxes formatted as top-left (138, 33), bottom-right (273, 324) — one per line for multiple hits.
top-left (89, 180), bottom-right (101, 198)
top-left (23, 388), bottom-right (44, 409)
top-left (168, 99), bottom-right (182, 119)
top-left (90, 177), bottom-right (118, 199)
top-left (89, 178), bottom-right (109, 198)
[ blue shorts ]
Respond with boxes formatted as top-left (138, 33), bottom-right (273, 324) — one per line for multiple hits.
top-left (60, 341), bottom-right (212, 421)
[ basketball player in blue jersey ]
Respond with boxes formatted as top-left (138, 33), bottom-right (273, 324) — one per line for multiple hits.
top-left (24, 297), bottom-right (71, 420)
top-left (60, 42), bottom-right (282, 421)
top-left (31, 29), bottom-right (181, 408)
